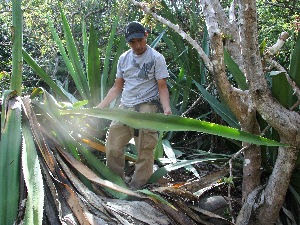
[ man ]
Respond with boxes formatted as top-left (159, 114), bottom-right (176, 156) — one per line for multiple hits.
top-left (97, 21), bottom-right (171, 189)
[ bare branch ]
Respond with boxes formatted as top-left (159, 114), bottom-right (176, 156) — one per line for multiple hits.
top-left (129, 0), bottom-right (214, 73)
top-left (267, 32), bottom-right (289, 55)
top-left (263, 32), bottom-right (300, 102)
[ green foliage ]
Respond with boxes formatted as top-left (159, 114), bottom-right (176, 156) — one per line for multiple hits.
top-left (257, 0), bottom-right (300, 68)
top-left (223, 48), bottom-right (248, 90)
top-left (101, 14), bottom-right (120, 97)
top-left (0, 17), bottom-right (11, 77)
top-left (11, 0), bottom-right (23, 95)
top-left (1, 0), bottom-right (300, 223)
top-left (0, 91), bottom-right (22, 225)
top-left (87, 22), bottom-right (101, 105)
top-left (221, 176), bottom-right (234, 186)
top-left (194, 81), bottom-right (239, 129)
top-left (154, 0), bottom-right (207, 115)
top-left (61, 108), bottom-right (285, 147)
top-left (60, 8), bottom-right (91, 101)
top-left (22, 121), bottom-right (44, 225)
top-left (22, 49), bottom-right (70, 102)
top-left (289, 30), bottom-right (300, 105)
top-left (0, 1), bottom-right (23, 223)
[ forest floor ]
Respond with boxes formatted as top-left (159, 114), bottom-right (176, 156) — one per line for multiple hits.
top-left (135, 162), bottom-right (243, 224)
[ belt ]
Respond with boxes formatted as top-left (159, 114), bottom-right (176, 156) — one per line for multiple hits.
top-left (121, 100), bottom-right (160, 137)
top-left (122, 99), bottom-right (160, 112)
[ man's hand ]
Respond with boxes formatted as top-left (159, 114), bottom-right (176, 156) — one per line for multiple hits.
top-left (164, 108), bottom-right (172, 115)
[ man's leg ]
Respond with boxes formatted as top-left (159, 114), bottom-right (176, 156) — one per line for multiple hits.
top-left (130, 104), bottom-right (158, 189)
top-left (106, 121), bottom-right (132, 179)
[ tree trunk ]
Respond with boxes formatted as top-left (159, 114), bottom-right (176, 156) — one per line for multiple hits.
top-left (236, 0), bottom-right (300, 223)
top-left (201, 0), bottom-right (262, 202)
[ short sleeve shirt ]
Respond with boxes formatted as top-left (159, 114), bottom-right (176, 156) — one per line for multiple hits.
top-left (116, 45), bottom-right (169, 107)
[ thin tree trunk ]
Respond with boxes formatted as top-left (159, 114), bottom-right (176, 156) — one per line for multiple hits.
top-left (201, 0), bottom-right (262, 202)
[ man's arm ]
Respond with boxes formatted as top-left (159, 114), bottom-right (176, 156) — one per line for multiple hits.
top-left (96, 78), bottom-right (124, 108)
top-left (157, 78), bottom-right (172, 115)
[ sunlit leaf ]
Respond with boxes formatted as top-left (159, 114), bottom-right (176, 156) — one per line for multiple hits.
top-left (61, 108), bottom-right (285, 147)
top-left (150, 30), bottom-right (166, 49)
top-left (22, 121), bottom-right (44, 225)
top-left (163, 139), bottom-right (177, 163)
top-left (60, 9), bottom-right (91, 102)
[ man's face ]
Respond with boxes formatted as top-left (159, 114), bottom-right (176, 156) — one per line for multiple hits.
top-left (128, 34), bottom-right (147, 55)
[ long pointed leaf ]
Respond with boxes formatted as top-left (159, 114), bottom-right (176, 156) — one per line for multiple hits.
top-left (101, 14), bottom-right (119, 97)
top-left (82, 20), bottom-right (88, 71)
top-left (22, 121), bottom-right (44, 225)
top-left (200, 24), bottom-right (209, 84)
top-left (47, 16), bottom-right (80, 96)
top-left (224, 48), bottom-right (248, 90)
top-left (150, 30), bottom-right (166, 49)
top-left (10, 0), bottom-right (22, 95)
top-left (138, 189), bottom-right (176, 210)
top-left (61, 108), bottom-right (285, 147)
top-left (194, 81), bottom-right (239, 128)
top-left (60, 10), bottom-right (91, 101)
top-left (87, 23), bottom-right (101, 105)
top-left (106, 38), bottom-right (127, 95)
top-left (0, 91), bottom-right (21, 225)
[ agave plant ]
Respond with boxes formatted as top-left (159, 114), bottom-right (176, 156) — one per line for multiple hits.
top-left (0, 2), bottom-right (290, 224)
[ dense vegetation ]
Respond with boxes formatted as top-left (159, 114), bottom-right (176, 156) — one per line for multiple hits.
top-left (1, 0), bottom-right (300, 224)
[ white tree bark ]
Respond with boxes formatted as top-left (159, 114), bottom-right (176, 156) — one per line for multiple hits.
top-left (200, 0), bottom-right (262, 207)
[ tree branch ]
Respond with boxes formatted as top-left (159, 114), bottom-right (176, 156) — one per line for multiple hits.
top-left (129, 0), bottom-right (214, 73)
top-left (263, 32), bottom-right (300, 101)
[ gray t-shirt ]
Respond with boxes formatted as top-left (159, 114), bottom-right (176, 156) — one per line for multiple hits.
top-left (116, 45), bottom-right (169, 107)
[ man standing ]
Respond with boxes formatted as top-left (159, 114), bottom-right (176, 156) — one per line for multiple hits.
top-left (97, 21), bottom-right (171, 189)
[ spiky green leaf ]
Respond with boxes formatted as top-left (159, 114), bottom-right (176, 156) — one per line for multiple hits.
top-left (22, 121), bottom-right (44, 225)
top-left (61, 108), bottom-right (285, 147)
top-left (102, 14), bottom-right (119, 97)
top-left (194, 81), bottom-right (239, 128)
top-left (0, 91), bottom-right (21, 225)
top-left (87, 23), bottom-right (101, 105)
top-left (224, 48), bottom-right (248, 90)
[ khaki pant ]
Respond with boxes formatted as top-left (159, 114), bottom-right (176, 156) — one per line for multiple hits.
top-left (106, 103), bottom-right (158, 189)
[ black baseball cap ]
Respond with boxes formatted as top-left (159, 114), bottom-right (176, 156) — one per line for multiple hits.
top-left (125, 21), bottom-right (146, 42)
